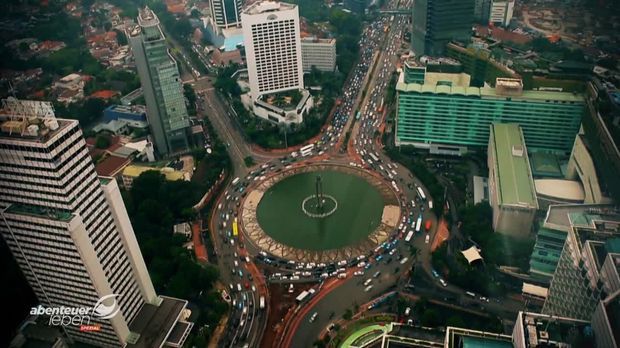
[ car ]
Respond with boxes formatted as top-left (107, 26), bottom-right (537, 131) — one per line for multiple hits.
top-left (373, 271), bottom-right (381, 278)
top-left (479, 296), bottom-right (490, 303)
top-left (400, 257), bottom-right (409, 265)
top-left (251, 285), bottom-right (257, 292)
top-left (358, 261), bottom-right (366, 268)
top-left (326, 323), bottom-right (336, 332)
top-left (238, 270), bottom-right (243, 277)
top-left (234, 260), bottom-right (239, 267)
top-left (365, 263), bottom-right (372, 270)
top-left (439, 278), bottom-right (447, 287)
top-left (354, 271), bottom-right (364, 276)
top-left (244, 282), bottom-right (250, 289)
top-left (310, 312), bottom-right (318, 323)
top-left (404, 307), bottom-right (411, 316)
top-left (425, 234), bottom-right (430, 244)
top-left (337, 273), bottom-right (347, 279)
top-left (364, 285), bottom-right (374, 292)
top-left (431, 269), bottom-right (439, 278)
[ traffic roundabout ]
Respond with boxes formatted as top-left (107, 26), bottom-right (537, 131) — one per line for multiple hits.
top-left (239, 163), bottom-right (401, 262)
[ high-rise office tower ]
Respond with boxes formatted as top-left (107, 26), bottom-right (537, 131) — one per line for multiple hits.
top-left (129, 7), bottom-right (190, 157)
top-left (542, 204), bottom-right (620, 321)
top-left (489, 0), bottom-right (514, 26)
top-left (210, 0), bottom-right (243, 28)
top-left (412, 0), bottom-right (475, 56)
top-left (241, 1), bottom-right (304, 100)
top-left (0, 98), bottom-right (193, 347)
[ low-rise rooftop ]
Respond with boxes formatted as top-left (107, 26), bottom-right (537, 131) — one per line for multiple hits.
top-left (515, 311), bottom-right (593, 347)
top-left (490, 123), bottom-right (538, 208)
top-left (126, 296), bottom-right (192, 348)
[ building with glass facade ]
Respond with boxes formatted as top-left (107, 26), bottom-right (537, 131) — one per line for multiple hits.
top-left (395, 77), bottom-right (585, 155)
top-left (412, 0), bottom-right (475, 56)
top-left (210, 0), bottom-right (242, 29)
top-left (129, 7), bottom-right (190, 157)
top-left (542, 205), bottom-right (620, 321)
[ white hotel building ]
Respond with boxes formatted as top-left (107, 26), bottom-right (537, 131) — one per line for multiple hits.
top-left (0, 99), bottom-right (192, 347)
top-left (241, 1), bottom-right (312, 124)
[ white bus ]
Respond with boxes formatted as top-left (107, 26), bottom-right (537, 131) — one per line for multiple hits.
top-left (405, 230), bottom-right (414, 242)
top-left (416, 187), bottom-right (426, 201)
top-left (259, 296), bottom-right (265, 309)
top-left (369, 153), bottom-right (379, 162)
top-left (300, 144), bottom-right (315, 157)
top-left (295, 290), bottom-right (311, 303)
top-left (415, 215), bottom-right (423, 233)
top-left (232, 177), bottom-right (240, 186)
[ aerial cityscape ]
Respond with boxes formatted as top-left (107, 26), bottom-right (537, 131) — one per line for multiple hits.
top-left (0, 0), bottom-right (618, 347)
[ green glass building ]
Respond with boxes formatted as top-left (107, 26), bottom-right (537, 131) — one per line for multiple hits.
top-left (129, 7), bottom-right (190, 157)
top-left (412, 0), bottom-right (475, 56)
top-left (395, 77), bottom-right (585, 154)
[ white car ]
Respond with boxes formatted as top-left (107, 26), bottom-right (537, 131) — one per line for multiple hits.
top-left (358, 261), bottom-right (366, 268)
top-left (439, 278), bottom-right (448, 287)
top-left (425, 234), bottom-right (430, 244)
top-left (354, 271), bottom-right (364, 276)
top-left (310, 312), bottom-right (318, 323)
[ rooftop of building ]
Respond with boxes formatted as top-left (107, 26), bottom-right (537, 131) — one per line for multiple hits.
top-left (122, 164), bottom-right (185, 181)
top-left (300, 37), bottom-right (336, 44)
top-left (530, 226), bottom-right (567, 277)
top-left (5, 204), bottom-right (73, 222)
top-left (137, 6), bottom-right (159, 27)
top-left (95, 154), bottom-right (132, 177)
top-left (396, 79), bottom-right (585, 102)
top-left (490, 123), bottom-right (538, 208)
top-left (244, 1), bottom-right (296, 15)
top-left (544, 204), bottom-right (618, 229)
top-left (0, 98), bottom-right (75, 144)
top-left (516, 311), bottom-right (593, 347)
top-left (529, 152), bottom-right (563, 178)
top-left (445, 327), bottom-right (512, 348)
top-left (126, 296), bottom-right (192, 348)
top-left (535, 179), bottom-right (585, 202)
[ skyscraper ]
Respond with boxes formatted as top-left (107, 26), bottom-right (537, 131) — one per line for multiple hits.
top-left (210, 0), bottom-right (243, 28)
top-left (412, 0), bottom-right (475, 56)
top-left (542, 204), bottom-right (620, 321)
top-left (129, 7), bottom-right (190, 157)
top-left (241, 1), bottom-right (304, 100)
top-left (0, 98), bottom-right (193, 347)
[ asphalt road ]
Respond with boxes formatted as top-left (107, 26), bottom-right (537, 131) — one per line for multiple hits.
top-left (191, 2), bottom-right (527, 347)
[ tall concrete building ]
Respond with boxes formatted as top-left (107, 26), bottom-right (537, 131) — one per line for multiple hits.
top-left (301, 37), bottom-right (337, 73)
top-left (412, 0), bottom-right (475, 56)
top-left (542, 204), bottom-right (620, 321)
top-left (129, 7), bottom-right (190, 157)
top-left (210, 0), bottom-right (243, 28)
top-left (241, 1), bottom-right (304, 100)
top-left (487, 123), bottom-right (538, 238)
top-left (489, 0), bottom-right (514, 26)
top-left (0, 98), bottom-right (193, 347)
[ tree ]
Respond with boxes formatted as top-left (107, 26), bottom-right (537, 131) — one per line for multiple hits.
top-left (95, 134), bottom-right (111, 149)
top-left (244, 156), bottom-right (255, 167)
top-left (114, 29), bottom-right (128, 46)
top-left (342, 309), bottom-right (353, 320)
top-left (421, 309), bottom-right (441, 327)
